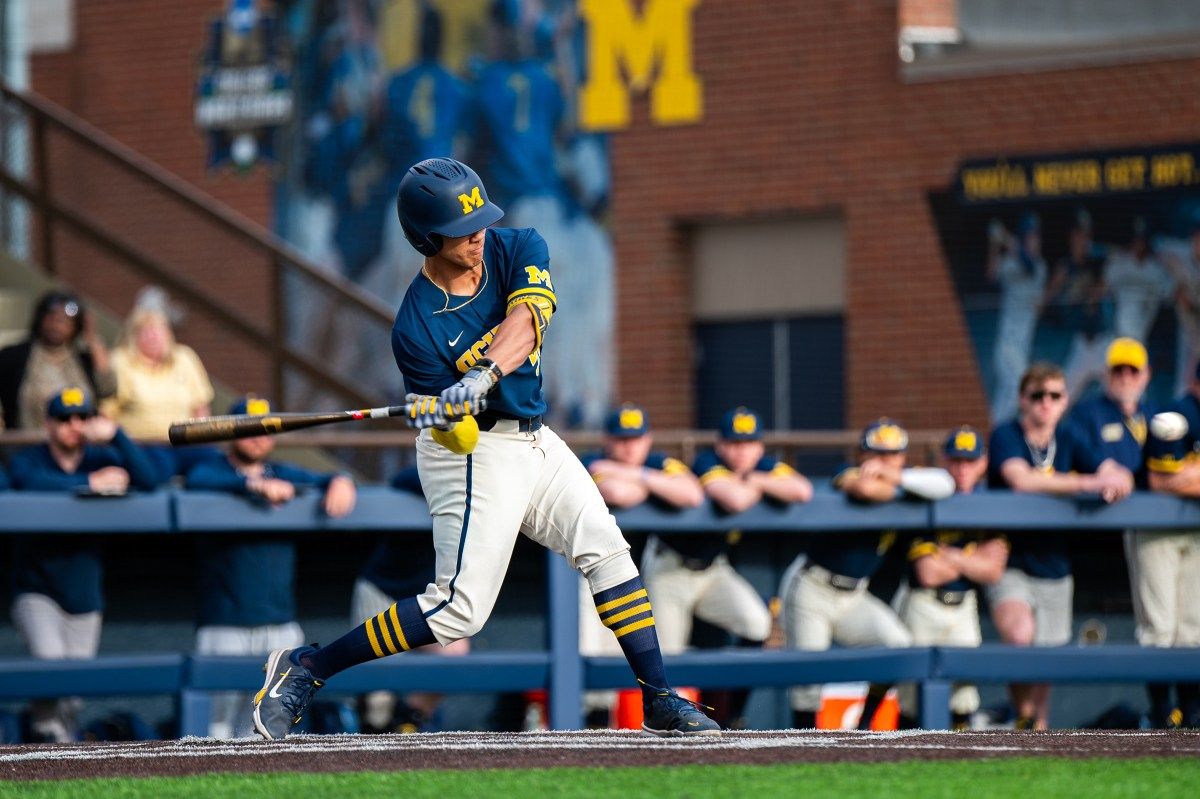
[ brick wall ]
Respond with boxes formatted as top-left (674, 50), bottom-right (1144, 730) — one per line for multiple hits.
top-left (28, 1), bottom-right (1200, 430)
top-left (30, 0), bottom-right (275, 395)
top-left (610, 0), bottom-right (1200, 429)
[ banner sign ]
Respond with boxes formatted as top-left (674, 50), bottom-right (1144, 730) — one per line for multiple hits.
top-left (956, 143), bottom-right (1200, 204)
top-left (195, 1), bottom-right (293, 171)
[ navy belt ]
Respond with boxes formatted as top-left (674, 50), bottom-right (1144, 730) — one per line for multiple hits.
top-left (475, 413), bottom-right (543, 433)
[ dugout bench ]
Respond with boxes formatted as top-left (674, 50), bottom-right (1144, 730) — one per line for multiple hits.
top-left (2, 488), bottom-right (1200, 732)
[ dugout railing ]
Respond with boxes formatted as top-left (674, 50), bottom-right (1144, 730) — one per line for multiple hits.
top-left (2, 488), bottom-right (1200, 733)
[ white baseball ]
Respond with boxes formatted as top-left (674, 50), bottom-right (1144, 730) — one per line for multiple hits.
top-left (1150, 411), bottom-right (1189, 442)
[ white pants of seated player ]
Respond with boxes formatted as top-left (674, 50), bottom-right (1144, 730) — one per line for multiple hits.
top-left (415, 424), bottom-right (636, 644)
top-left (641, 541), bottom-right (772, 654)
top-left (195, 622), bottom-right (304, 739)
top-left (1125, 531), bottom-right (1200, 647)
top-left (781, 561), bottom-right (913, 712)
top-left (11, 593), bottom-right (101, 743)
top-left (352, 578), bottom-right (470, 729)
top-left (896, 588), bottom-right (983, 717)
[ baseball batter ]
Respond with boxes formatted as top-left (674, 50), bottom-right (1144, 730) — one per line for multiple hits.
top-left (251, 158), bottom-right (718, 739)
top-left (1139, 362), bottom-right (1200, 728)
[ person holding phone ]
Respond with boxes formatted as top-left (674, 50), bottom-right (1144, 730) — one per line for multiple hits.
top-left (0, 290), bottom-right (115, 431)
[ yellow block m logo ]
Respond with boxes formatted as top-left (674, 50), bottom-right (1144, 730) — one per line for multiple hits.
top-left (523, 265), bottom-right (554, 289)
top-left (457, 186), bottom-right (484, 215)
top-left (579, 0), bottom-right (703, 130)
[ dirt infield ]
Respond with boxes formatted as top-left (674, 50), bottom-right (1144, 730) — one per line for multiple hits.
top-left (2, 729), bottom-right (1198, 781)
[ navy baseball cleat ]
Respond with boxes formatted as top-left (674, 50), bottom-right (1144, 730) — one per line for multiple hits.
top-left (641, 685), bottom-right (722, 737)
top-left (252, 646), bottom-right (324, 740)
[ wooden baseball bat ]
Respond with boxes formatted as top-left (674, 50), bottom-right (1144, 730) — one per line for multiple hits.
top-left (168, 405), bottom-right (410, 445)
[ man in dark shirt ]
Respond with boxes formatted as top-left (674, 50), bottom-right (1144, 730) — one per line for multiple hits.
top-left (987, 362), bottom-right (1132, 730)
top-left (185, 395), bottom-right (356, 739)
top-left (780, 418), bottom-right (913, 730)
top-left (8, 387), bottom-right (158, 742)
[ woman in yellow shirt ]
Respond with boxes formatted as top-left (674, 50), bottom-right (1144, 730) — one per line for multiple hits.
top-left (103, 306), bottom-right (216, 480)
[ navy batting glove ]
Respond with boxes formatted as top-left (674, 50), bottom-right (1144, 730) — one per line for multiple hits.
top-left (404, 393), bottom-right (450, 430)
top-left (439, 359), bottom-right (500, 419)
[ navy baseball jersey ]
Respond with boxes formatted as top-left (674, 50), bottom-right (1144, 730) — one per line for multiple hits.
top-left (469, 59), bottom-right (565, 205)
top-left (988, 418), bottom-right (1104, 579)
top-left (1145, 393), bottom-right (1200, 475)
top-left (676, 449), bottom-right (796, 565)
top-left (1069, 394), bottom-right (1153, 486)
top-left (907, 529), bottom-right (1006, 592)
top-left (803, 464), bottom-right (898, 580)
top-left (381, 62), bottom-right (469, 174)
top-left (187, 458), bottom-right (337, 627)
top-left (391, 227), bottom-right (555, 419)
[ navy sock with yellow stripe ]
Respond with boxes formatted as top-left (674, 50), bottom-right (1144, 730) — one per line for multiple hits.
top-left (301, 597), bottom-right (436, 680)
top-left (592, 576), bottom-right (668, 697)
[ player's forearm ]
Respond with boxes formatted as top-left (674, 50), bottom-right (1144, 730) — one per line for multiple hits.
top-left (841, 475), bottom-right (899, 503)
top-left (913, 556), bottom-right (962, 588)
top-left (484, 305), bottom-right (538, 376)
top-left (596, 477), bottom-right (650, 509)
top-left (751, 472), bottom-right (813, 503)
top-left (954, 544), bottom-right (1008, 585)
top-left (1149, 466), bottom-right (1200, 497)
top-left (1004, 469), bottom-right (1091, 496)
top-left (644, 471), bottom-right (704, 508)
top-left (705, 480), bottom-right (763, 513)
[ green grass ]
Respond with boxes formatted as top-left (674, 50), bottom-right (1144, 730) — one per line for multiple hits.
top-left (4, 759), bottom-right (1198, 799)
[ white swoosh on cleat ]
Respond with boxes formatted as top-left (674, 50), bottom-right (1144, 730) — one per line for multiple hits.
top-left (268, 667), bottom-right (292, 699)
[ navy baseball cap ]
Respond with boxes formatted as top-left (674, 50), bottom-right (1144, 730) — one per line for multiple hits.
top-left (861, 418), bottom-right (908, 453)
top-left (605, 403), bottom-right (649, 438)
top-left (719, 407), bottom-right (762, 441)
top-left (943, 425), bottom-right (985, 460)
top-left (46, 386), bottom-right (95, 419)
top-left (230, 396), bottom-right (271, 416)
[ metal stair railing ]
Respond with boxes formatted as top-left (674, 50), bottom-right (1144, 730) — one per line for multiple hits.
top-left (0, 82), bottom-right (395, 412)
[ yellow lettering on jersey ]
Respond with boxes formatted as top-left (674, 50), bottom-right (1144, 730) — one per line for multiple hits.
top-left (578, 0), bottom-right (703, 130)
top-left (523, 265), bottom-right (554, 290)
top-left (457, 186), bottom-right (484, 215)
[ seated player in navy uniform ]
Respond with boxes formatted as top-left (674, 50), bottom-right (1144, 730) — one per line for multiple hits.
top-left (185, 395), bottom-right (357, 739)
top-left (1140, 360), bottom-right (1200, 729)
top-left (351, 466), bottom-right (469, 734)
top-left (897, 426), bottom-right (1007, 729)
top-left (779, 418), bottom-right (916, 730)
top-left (648, 405), bottom-right (807, 726)
top-left (7, 387), bottom-right (158, 742)
top-left (987, 362), bottom-right (1133, 730)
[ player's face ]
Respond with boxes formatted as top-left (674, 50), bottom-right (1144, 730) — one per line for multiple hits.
top-left (1106, 364), bottom-right (1149, 406)
top-left (716, 440), bottom-right (764, 475)
top-left (38, 305), bottom-right (77, 347)
top-left (942, 455), bottom-right (987, 493)
top-left (1020, 378), bottom-right (1068, 427)
top-left (875, 451), bottom-right (907, 471)
top-left (436, 227), bottom-right (487, 270)
top-left (46, 413), bottom-right (86, 451)
top-left (135, 317), bottom-right (172, 364)
top-left (606, 434), bottom-right (652, 466)
top-left (233, 435), bottom-right (275, 463)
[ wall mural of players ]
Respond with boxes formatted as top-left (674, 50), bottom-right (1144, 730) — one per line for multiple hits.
top-left (930, 143), bottom-right (1200, 420)
top-left (267, 0), bottom-right (643, 430)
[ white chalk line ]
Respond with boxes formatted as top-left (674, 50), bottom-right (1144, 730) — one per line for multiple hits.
top-left (2, 730), bottom-right (1197, 765)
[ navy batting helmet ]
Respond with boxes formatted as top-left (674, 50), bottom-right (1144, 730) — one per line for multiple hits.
top-left (396, 158), bottom-right (504, 256)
